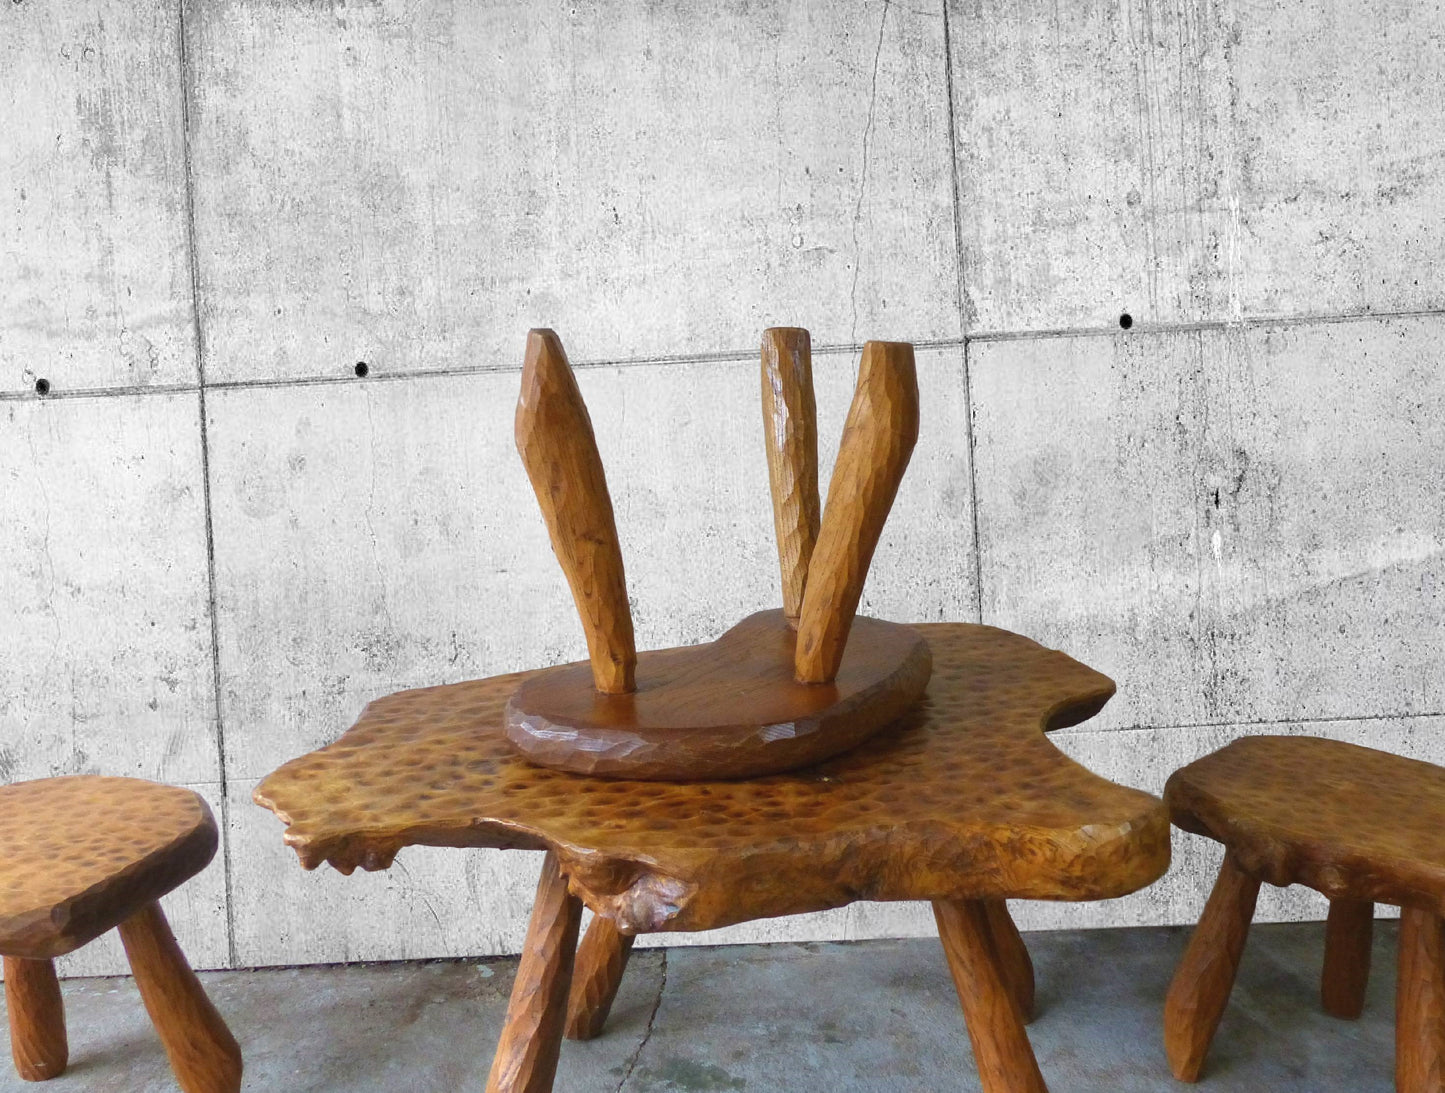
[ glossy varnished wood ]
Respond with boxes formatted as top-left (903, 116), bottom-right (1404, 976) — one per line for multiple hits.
top-left (505, 610), bottom-right (931, 780)
top-left (486, 853), bottom-right (582, 1093)
top-left (1397, 907), bottom-right (1445, 1093)
top-left (759, 327), bottom-right (820, 626)
top-left (984, 900), bottom-right (1036, 1024)
top-left (794, 341), bottom-right (918, 684)
top-left (934, 899), bottom-right (1048, 1093)
top-left (3, 956), bottom-right (67, 1081)
top-left (255, 623), bottom-right (1166, 935)
top-left (1163, 853), bottom-right (1260, 1082)
top-left (564, 917), bottom-right (635, 1041)
top-left (515, 329), bottom-right (636, 695)
top-left (1322, 898), bottom-right (1373, 1019)
top-left (118, 902), bottom-right (242, 1093)
top-left (0, 777), bottom-right (218, 958)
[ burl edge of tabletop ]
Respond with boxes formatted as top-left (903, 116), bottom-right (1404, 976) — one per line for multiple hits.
top-left (254, 623), bottom-right (1171, 935)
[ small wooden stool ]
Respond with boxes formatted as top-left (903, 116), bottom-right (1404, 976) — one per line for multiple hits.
top-left (0, 776), bottom-right (242, 1090)
top-left (1163, 736), bottom-right (1445, 1092)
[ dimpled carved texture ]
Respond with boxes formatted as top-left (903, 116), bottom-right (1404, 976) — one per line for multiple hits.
top-left (255, 624), bottom-right (1170, 934)
top-left (1167, 736), bottom-right (1445, 914)
top-left (0, 777), bottom-right (218, 958)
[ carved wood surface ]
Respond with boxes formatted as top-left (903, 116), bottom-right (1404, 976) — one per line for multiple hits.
top-left (794, 341), bottom-right (919, 684)
top-left (564, 916), bottom-right (635, 1041)
top-left (486, 852), bottom-right (582, 1093)
top-left (0, 777), bottom-right (218, 958)
top-left (1166, 736), bottom-right (1445, 912)
top-left (1163, 853), bottom-right (1261, 1083)
top-left (1397, 906), bottom-right (1445, 1093)
top-left (255, 623), bottom-right (1168, 934)
top-left (515, 329), bottom-right (636, 694)
top-left (505, 610), bottom-right (930, 780)
top-left (759, 327), bottom-right (820, 626)
top-left (933, 898), bottom-right (1048, 1093)
top-left (3, 955), bottom-right (68, 1081)
top-left (118, 902), bottom-right (243, 1093)
top-left (983, 899), bottom-right (1037, 1024)
top-left (1321, 897), bottom-right (1373, 1020)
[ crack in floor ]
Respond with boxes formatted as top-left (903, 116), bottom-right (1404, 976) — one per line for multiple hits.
top-left (613, 949), bottom-right (667, 1093)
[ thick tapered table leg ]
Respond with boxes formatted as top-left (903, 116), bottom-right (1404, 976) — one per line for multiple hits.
top-left (983, 901), bottom-right (1036, 1024)
top-left (1163, 853), bottom-right (1260, 1082)
top-left (1397, 907), bottom-right (1445, 1093)
top-left (564, 916), bottom-right (635, 1041)
top-left (487, 852), bottom-right (583, 1093)
top-left (3, 956), bottom-right (67, 1081)
top-left (1322, 898), bottom-right (1373, 1019)
top-left (934, 899), bottom-right (1048, 1093)
top-left (117, 902), bottom-right (241, 1093)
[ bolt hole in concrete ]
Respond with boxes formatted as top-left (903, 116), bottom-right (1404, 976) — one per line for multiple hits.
top-left (1119, 312), bottom-right (1134, 330)
top-left (34, 377), bottom-right (50, 395)
top-left (354, 361), bottom-right (369, 378)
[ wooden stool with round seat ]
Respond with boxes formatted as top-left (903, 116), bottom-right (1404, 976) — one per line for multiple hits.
top-left (0, 776), bottom-right (242, 1090)
top-left (1163, 736), bottom-right (1445, 1093)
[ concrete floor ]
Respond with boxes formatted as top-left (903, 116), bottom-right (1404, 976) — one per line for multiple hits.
top-left (0, 920), bottom-right (1403, 1092)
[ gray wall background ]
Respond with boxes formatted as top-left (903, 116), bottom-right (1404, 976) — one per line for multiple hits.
top-left (3, 0), bottom-right (1443, 976)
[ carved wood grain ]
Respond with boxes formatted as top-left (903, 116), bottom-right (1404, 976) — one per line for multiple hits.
top-left (1163, 853), bottom-right (1260, 1082)
top-left (117, 902), bottom-right (242, 1093)
top-left (760, 327), bottom-right (820, 626)
top-left (486, 852), bottom-right (583, 1093)
top-left (933, 899), bottom-right (1048, 1093)
top-left (3, 956), bottom-right (67, 1081)
top-left (1397, 906), bottom-right (1445, 1093)
top-left (983, 900), bottom-right (1036, 1024)
top-left (564, 916), bottom-right (635, 1041)
top-left (795, 341), bottom-right (918, 684)
top-left (1321, 898), bottom-right (1373, 1020)
top-left (515, 329), bottom-right (636, 694)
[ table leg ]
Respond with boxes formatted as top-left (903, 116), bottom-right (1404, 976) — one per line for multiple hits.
top-left (1163, 852), bottom-right (1260, 1082)
top-left (564, 916), bottom-right (635, 1041)
top-left (934, 899), bottom-right (1048, 1093)
top-left (1322, 898), bottom-right (1373, 1019)
top-left (4, 956), bottom-right (67, 1081)
top-left (486, 852), bottom-right (583, 1093)
top-left (983, 900), bottom-right (1036, 1024)
top-left (1397, 906), bottom-right (1445, 1093)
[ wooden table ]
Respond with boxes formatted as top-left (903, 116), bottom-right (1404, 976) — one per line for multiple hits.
top-left (256, 622), bottom-right (1171, 1093)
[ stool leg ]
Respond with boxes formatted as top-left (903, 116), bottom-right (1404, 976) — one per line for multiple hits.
top-left (934, 899), bottom-right (1048, 1093)
top-left (117, 902), bottom-right (241, 1093)
top-left (487, 851), bottom-right (583, 1093)
top-left (564, 916), bottom-right (635, 1041)
top-left (1163, 852), bottom-right (1260, 1082)
top-left (1396, 907), bottom-right (1445, 1093)
top-left (3, 956), bottom-right (67, 1081)
top-left (1322, 898), bottom-right (1373, 1019)
top-left (983, 900), bottom-right (1036, 1024)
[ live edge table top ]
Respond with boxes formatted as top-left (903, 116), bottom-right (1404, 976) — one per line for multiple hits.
top-left (254, 623), bottom-right (1170, 935)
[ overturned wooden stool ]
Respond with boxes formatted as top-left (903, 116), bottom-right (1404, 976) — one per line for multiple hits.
top-left (1164, 736), bottom-right (1445, 1092)
top-left (0, 777), bottom-right (241, 1091)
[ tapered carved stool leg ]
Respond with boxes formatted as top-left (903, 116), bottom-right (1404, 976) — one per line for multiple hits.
top-left (116, 903), bottom-right (240, 1093)
top-left (1397, 907), bottom-right (1445, 1093)
top-left (934, 899), bottom-right (1048, 1093)
top-left (487, 853), bottom-right (583, 1093)
top-left (3, 957), bottom-right (67, 1081)
top-left (1322, 898), bottom-right (1373, 1019)
top-left (1163, 853), bottom-right (1260, 1082)
top-left (983, 901), bottom-right (1036, 1024)
top-left (564, 916), bottom-right (635, 1041)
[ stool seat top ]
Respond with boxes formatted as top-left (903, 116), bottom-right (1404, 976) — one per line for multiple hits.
top-left (0, 777), bottom-right (218, 958)
top-left (1166, 735), bottom-right (1445, 914)
top-left (255, 622), bottom-right (1171, 934)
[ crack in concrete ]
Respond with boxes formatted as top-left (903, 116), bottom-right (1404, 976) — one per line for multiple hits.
top-left (614, 948), bottom-right (667, 1093)
top-left (849, 0), bottom-right (890, 346)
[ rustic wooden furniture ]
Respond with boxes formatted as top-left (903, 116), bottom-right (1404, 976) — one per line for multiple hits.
top-left (0, 776), bottom-right (242, 1090)
top-left (1163, 736), bottom-right (1445, 1092)
top-left (255, 327), bottom-right (1172, 1092)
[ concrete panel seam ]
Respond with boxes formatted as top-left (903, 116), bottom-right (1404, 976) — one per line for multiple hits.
top-left (848, 0), bottom-right (891, 345)
top-left (1054, 709), bottom-right (1445, 738)
top-left (939, 0), bottom-right (975, 335)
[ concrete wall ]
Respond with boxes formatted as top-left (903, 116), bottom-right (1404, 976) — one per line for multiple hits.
top-left (3, 0), bottom-right (1442, 975)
